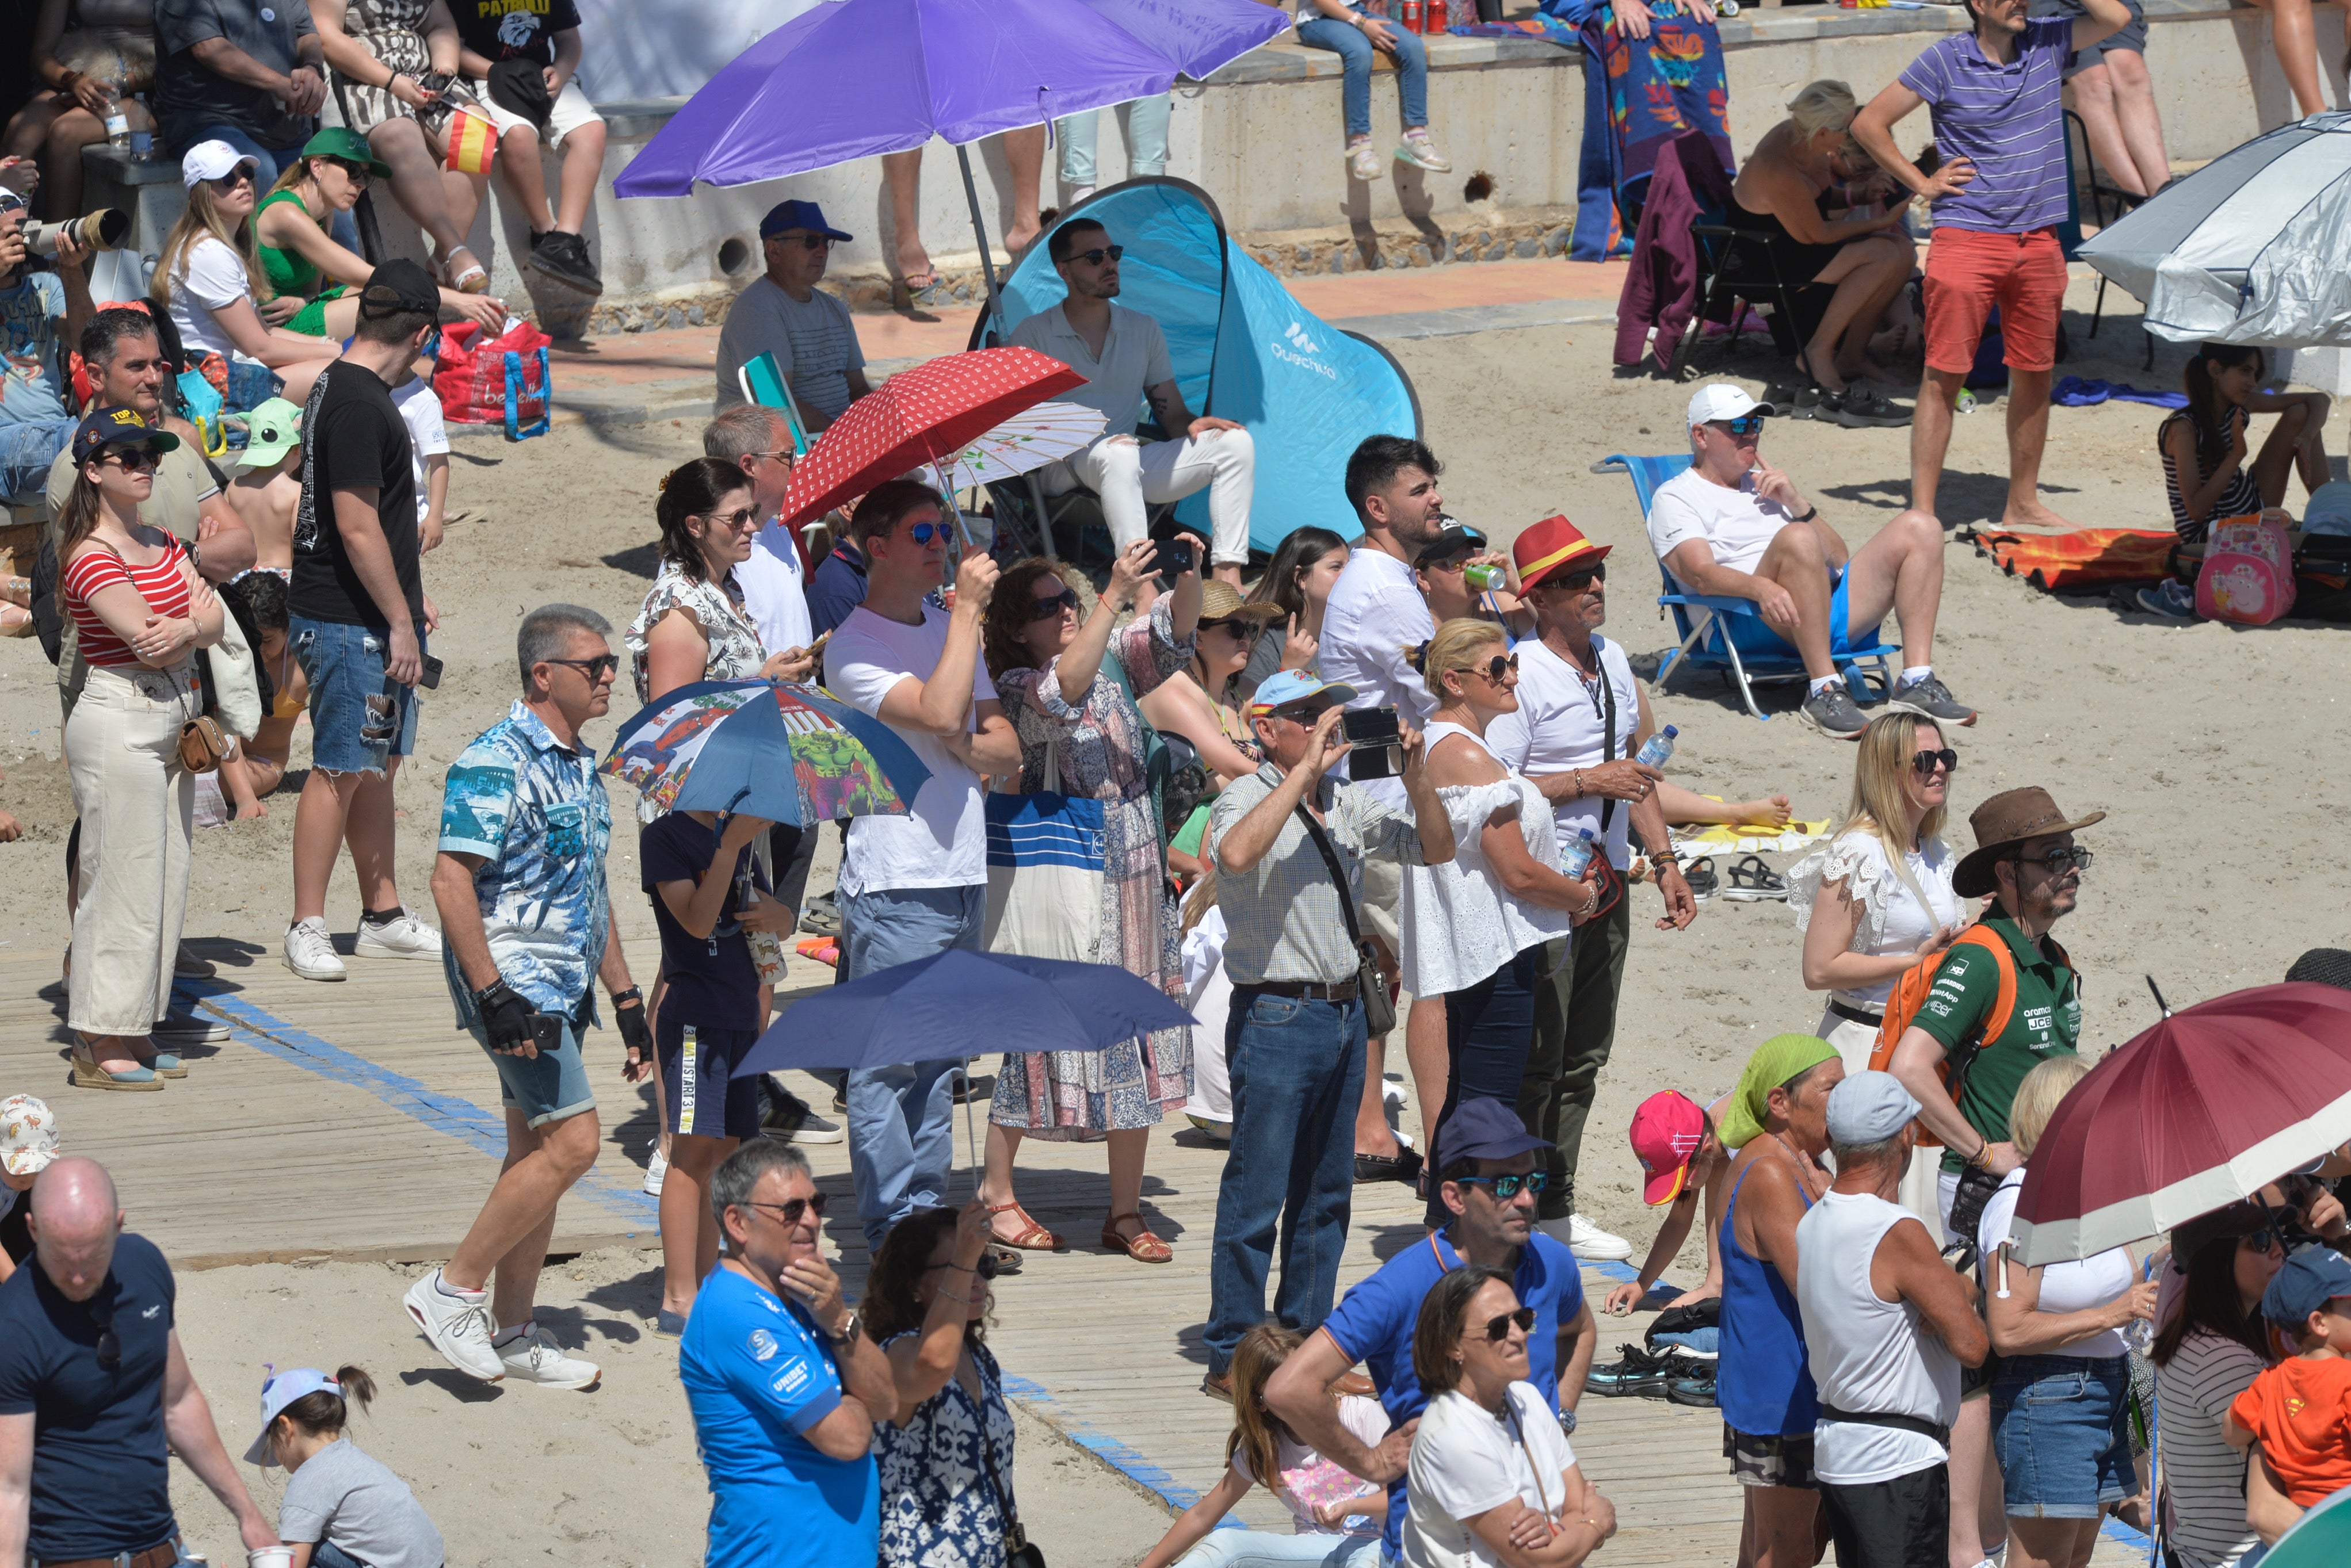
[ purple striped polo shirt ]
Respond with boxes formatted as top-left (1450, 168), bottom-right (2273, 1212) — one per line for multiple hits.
top-left (1899, 17), bottom-right (2076, 235)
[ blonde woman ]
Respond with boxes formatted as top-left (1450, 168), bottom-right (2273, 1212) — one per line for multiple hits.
top-left (1728, 79), bottom-right (1915, 416)
top-left (154, 142), bottom-right (339, 409)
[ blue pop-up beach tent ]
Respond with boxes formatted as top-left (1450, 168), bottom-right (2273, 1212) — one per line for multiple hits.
top-left (971, 178), bottom-right (1421, 555)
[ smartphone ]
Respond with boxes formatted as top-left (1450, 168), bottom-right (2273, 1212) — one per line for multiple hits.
top-left (1341, 705), bottom-right (1402, 780)
top-left (419, 655), bottom-right (444, 690)
top-left (1155, 538), bottom-right (1196, 583)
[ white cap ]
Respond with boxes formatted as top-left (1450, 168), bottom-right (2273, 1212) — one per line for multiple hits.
top-left (1685, 384), bottom-right (1778, 427)
top-left (1825, 1070), bottom-right (1921, 1146)
top-left (181, 140), bottom-right (259, 189)
top-left (243, 1367), bottom-right (344, 1465)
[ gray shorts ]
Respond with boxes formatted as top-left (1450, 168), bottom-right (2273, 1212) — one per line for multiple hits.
top-left (2032, 0), bottom-right (2147, 77)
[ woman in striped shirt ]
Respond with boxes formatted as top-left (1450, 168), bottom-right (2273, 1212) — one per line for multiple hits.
top-left (56, 406), bottom-right (224, 1091)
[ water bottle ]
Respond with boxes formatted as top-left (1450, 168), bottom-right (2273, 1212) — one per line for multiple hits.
top-left (1635, 724), bottom-right (1678, 770)
top-left (129, 94), bottom-right (154, 162)
top-left (101, 82), bottom-right (129, 150)
top-left (1562, 828), bottom-right (1597, 879)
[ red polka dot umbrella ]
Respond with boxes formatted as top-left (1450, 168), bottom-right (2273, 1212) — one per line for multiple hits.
top-left (2009, 982), bottom-right (2351, 1265)
top-left (778, 346), bottom-right (1086, 531)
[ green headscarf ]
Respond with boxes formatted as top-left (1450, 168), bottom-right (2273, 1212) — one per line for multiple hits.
top-left (1714, 1032), bottom-right (1839, 1151)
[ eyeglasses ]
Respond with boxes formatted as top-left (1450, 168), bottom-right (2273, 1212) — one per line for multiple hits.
top-left (1910, 748), bottom-right (1959, 777)
top-left (1708, 414), bottom-right (1766, 439)
top-left (544, 654), bottom-right (620, 682)
top-left (1481, 1306), bottom-right (1537, 1342)
top-left (1068, 244), bottom-right (1125, 266)
top-left (745, 448), bottom-right (794, 465)
top-left (419, 326), bottom-right (442, 361)
top-left (776, 234), bottom-right (833, 250)
top-left (102, 447), bottom-right (160, 472)
top-left (1027, 585), bottom-right (1081, 622)
top-left (1455, 1171), bottom-right (1548, 1200)
top-left (739, 1192), bottom-right (829, 1225)
top-left (924, 1253), bottom-right (1002, 1281)
top-left (2011, 846), bottom-right (2094, 874)
top-left (1474, 653), bottom-right (1520, 685)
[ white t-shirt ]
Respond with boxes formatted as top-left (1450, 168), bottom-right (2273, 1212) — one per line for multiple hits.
top-left (735, 521), bottom-right (812, 657)
top-left (169, 236), bottom-right (254, 360)
top-left (1979, 1171), bottom-right (2135, 1359)
top-left (1234, 1392), bottom-right (1390, 1535)
top-left (1647, 465), bottom-right (1795, 588)
top-left (2155, 1331), bottom-right (2267, 1568)
top-left (1317, 545), bottom-right (1434, 811)
top-left (826, 602), bottom-right (995, 897)
top-left (1403, 1384), bottom-right (1576, 1568)
top-left (1787, 830), bottom-right (1964, 1009)
top-left (1484, 634), bottom-right (1641, 871)
top-left (389, 375), bottom-right (448, 527)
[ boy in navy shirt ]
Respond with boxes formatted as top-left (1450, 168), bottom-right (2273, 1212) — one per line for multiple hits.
top-left (643, 808), bottom-right (795, 1337)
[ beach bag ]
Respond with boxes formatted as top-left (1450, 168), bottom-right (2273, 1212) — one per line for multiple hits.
top-left (983, 733), bottom-right (1105, 962)
top-left (434, 318), bottom-right (552, 437)
top-left (2195, 514), bottom-right (2296, 626)
top-left (1867, 925), bottom-right (2069, 1148)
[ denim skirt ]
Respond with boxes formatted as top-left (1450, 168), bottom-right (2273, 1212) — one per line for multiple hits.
top-left (1991, 1353), bottom-right (2132, 1519)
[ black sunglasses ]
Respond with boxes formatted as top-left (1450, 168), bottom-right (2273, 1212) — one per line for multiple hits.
top-left (86, 1302), bottom-right (120, 1370)
top-left (325, 156), bottom-right (371, 185)
top-left (1455, 1171), bottom-right (1548, 1200)
top-left (1475, 653), bottom-right (1520, 684)
top-left (777, 233), bottom-right (833, 250)
top-left (1482, 1306), bottom-right (1538, 1342)
top-left (1559, 563), bottom-right (1606, 589)
top-left (2240, 1229), bottom-right (2280, 1253)
top-left (1067, 244), bottom-right (1124, 266)
top-left (545, 654), bottom-right (620, 681)
top-left (741, 1192), bottom-right (828, 1225)
top-left (1026, 585), bottom-right (1082, 622)
top-left (925, 1252), bottom-right (1002, 1281)
top-left (1910, 748), bottom-right (1959, 777)
top-left (2012, 846), bottom-right (2094, 874)
top-left (101, 446), bottom-right (161, 472)
top-left (209, 167), bottom-right (255, 191)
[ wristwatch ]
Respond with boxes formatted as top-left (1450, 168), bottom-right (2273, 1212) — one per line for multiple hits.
top-left (1792, 505), bottom-right (1819, 523)
top-left (829, 1310), bottom-right (860, 1345)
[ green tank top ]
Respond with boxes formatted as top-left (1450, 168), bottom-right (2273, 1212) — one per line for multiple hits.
top-left (256, 189), bottom-right (325, 299)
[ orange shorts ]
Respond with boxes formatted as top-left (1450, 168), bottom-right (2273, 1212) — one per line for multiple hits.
top-left (1921, 227), bottom-right (2067, 376)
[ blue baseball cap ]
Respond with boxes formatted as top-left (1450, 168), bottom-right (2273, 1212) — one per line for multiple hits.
top-left (244, 1366), bottom-right (345, 1464)
top-left (1437, 1099), bottom-right (1551, 1166)
top-left (71, 405), bottom-right (180, 465)
top-left (759, 200), bottom-right (851, 242)
top-left (1246, 669), bottom-right (1357, 717)
top-left (2261, 1245), bottom-right (2351, 1329)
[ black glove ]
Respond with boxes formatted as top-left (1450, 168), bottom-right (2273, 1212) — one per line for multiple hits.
top-left (474, 978), bottom-right (533, 1051)
top-left (615, 995), bottom-right (652, 1068)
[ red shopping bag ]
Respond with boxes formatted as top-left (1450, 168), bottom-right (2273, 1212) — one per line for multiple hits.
top-left (434, 318), bottom-right (554, 431)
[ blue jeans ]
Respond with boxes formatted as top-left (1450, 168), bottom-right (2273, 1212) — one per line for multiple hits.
top-left (310, 1540), bottom-right (365, 1568)
top-left (1055, 95), bottom-right (1171, 186)
top-left (181, 123), bottom-right (363, 253)
top-left (289, 615), bottom-right (424, 777)
top-left (841, 882), bottom-right (983, 1252)
top-left (1204, 989), bottom-right (1365, 1375)
top-left (0, 418), bottom-right (72, 503)
top-left (1295, 10), bottom-right (1429, 141)
top-left (1425, 941), bottom-right (1547, 1227)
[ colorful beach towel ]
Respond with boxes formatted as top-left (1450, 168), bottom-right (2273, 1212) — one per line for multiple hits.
top-left (1960, 525), bottom-right (2178, 591)
top-left (1547, 0), bottom-right (1733, 260)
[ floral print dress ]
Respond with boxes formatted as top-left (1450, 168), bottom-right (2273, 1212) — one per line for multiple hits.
top-left (988, 598), bottom-right (1193, 1137)
top-left (623, 562), bottom-right (766, 823)
top-left (873, 1336), bottom-right (1018, 1568)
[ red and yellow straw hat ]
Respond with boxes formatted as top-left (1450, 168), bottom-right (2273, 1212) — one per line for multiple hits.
top-left (1511, 514), bottom-right (1611, 592)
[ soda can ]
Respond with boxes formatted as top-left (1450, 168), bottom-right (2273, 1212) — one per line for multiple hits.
top-left (1402, 0), bottom-right (1423, 29)
top-left (1427, 0), bottom-right (1447, 32)
top-left (1463, 563), bottom-right (1502, 591)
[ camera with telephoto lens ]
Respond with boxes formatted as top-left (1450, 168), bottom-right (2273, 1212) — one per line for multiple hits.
top-left (1342, 705), bottom-right (1402, 779)
top-left (22, 209), bottom-right (130, 258)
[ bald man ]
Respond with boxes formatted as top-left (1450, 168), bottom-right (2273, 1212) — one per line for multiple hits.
top-left (0, 1157), bottom-right (277, 1568)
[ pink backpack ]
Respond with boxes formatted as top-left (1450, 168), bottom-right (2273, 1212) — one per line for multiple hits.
top-left (2196, 513), bottom-right (2297, 625)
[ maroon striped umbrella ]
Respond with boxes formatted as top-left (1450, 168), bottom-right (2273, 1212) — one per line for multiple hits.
top-left (2010, 982), bottom-right (2351, 1265)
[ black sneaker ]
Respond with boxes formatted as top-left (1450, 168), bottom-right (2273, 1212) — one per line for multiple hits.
top-left (1665, 1372), bottom-right (1720, 1408)
top-left (1887, 671), bottom-right (1978, 726)
top-left (1588, 1344), bottom-right (1673, 1399)
top-left (1833, 384), bottom-right (1913, 429)
top-left (757, 1074), bottom-right (844, 1143)
top-left (1800, 681), bottom-right (1868, 740)
top-left (527, 230), bottom-right (604, 296)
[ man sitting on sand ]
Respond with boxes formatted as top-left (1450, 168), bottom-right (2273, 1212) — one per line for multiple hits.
top-left (1648, 384), bottom-right (1974, 741)
top-left (227, 396), bottom-right (304, 578)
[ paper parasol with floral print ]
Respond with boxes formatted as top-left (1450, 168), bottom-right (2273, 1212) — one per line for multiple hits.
top-left (914, 399), bottom-right (1108, 493)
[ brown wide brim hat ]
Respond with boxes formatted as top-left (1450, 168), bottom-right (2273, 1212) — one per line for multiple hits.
top-left (1952, 786), bottom-right (2107, 899)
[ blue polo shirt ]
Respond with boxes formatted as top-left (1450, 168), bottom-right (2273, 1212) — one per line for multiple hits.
top-left (680, 1267), bottom-right (879, 1568)
top-left (1319, 1229), bottom-right (1586, 1560)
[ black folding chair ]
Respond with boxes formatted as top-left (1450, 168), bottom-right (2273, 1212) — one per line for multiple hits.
top-left (1666, 220), bottom-right (1830, 383)
top-left (2063, 108), bottom-right (2154, 368)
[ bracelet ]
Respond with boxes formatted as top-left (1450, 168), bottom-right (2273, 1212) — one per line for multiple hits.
top-left (1793, 505), bottom-right (1819, 523)
top-left (610, 986), bottom-right (643, 1007)
top-left (1577, 886), bottom-right (1601, 916)
top-left (1650, 849), bottom-right (1681, 867)
top-left (937, 1289), bottom-right (972, 1305)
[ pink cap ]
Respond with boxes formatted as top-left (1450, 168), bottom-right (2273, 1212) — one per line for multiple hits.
top-left (1630, 1091), bottom-right (1708, 1206)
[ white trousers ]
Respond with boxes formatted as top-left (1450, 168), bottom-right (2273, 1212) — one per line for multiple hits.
top-left (1042, 429), bottom-right (1255, 565)
top-left (1818, 1005), bottom-right (1946, 1231)
top-left (67, 663), bottom-right (197, 1035)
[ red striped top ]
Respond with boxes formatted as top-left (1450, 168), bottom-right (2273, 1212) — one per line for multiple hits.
top-left (61, 539), bottom-right (194, 668)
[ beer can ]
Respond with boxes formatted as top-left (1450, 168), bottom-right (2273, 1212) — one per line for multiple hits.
top-left (1402, 0), bottom-right (1423, 29)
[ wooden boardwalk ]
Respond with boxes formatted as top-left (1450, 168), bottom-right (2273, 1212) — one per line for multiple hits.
top-left (5, 928), bottom-right (2139, 1565)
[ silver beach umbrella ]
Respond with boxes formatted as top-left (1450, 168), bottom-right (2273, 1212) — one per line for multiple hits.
top-left (2079, 111), bottom-right (2351, 346)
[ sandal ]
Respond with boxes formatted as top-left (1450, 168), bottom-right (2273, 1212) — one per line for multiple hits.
top-left (1682, 855), bottom-right (1719, 902)
top-left (438, 244), bottom-right (488, 295)
top-left (1101, 1211), bottom-right (1173, 1264)
top-left (71, 1034), bottom-right (162, 1092)
top-left (987, 1200), bottom-right (1066, 1251)
top-left (1721, 854), bottom-right (1789, 902)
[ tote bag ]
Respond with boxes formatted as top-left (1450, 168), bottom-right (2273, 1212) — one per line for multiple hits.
top-left (983, 732), bottom-right (1105, 962)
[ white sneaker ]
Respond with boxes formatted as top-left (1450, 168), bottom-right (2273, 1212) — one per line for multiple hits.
top-left (643, 1149), bottom-right (667, 1196)
top-left (1397, 129), bottom-right (1452, 174)
top-left (495, 1324), bottom-right (602, 1390)
top-left (1383, 1078), bottom-right (1408, 1109)
top-left (1347, 140), bottom-right (1382, 182)
top-left (1067, 183), bottom-right (1096, 206)
top-left (1564, 1213), bottom-right (1635, 1262)
top-left (402, 1270), bottom-right (503, 1381)
top-left (354, 908), bottom-right (444, 961)
top-left (152, 1012), bottom-right (230, 1043)
top-left (283, 918), bottom-right (347, 982)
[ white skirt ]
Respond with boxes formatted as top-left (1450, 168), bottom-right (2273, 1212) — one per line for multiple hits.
top-left (1818, 1005), bottom-right (1944, 1232)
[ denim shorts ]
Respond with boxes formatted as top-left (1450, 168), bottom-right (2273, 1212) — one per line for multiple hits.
top-left (467, 1005), bottom-right (596, 1128)
top-left (290, 615), bottom-right (422, 775)
top-left (1991, 1353), bottom-right (2132, 1518)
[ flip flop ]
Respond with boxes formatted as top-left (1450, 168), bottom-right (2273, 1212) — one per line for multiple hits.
top-left (1721, 854), bottom-right (1789, 902)
top-left (896, 273), bottom-right (947, 309)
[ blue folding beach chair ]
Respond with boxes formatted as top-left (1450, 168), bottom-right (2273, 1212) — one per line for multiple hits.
top-left (1592, 452), bottom-right (1894, 722)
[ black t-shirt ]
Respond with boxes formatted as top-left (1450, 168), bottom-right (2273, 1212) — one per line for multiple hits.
top-left (292, 360), bottom-right (423, 629)
top-left (641, 813), bottom-right (767, 1030)
top-left (0, 1189), bottom-right (28, 1265)
top-left (453, 0), bottom-right (583, 66)
top-left (0, 1233), bottom-right (179, 1561)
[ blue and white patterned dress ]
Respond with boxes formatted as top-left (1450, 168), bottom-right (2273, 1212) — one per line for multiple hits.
top-left (872, 1335), bottom-right (1017, 1568)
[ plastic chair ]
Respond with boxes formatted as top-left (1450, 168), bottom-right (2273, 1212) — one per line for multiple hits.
top-left (736, 353), bottom-right (813, 454)
top-left (1591, 451), bottom-right (1894, 722)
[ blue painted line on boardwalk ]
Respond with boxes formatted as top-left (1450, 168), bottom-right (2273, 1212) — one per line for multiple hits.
top-left (1002, 1372), bottom-right (1238, 1520)
top-left (180, 978), bottom-right (657, 1229)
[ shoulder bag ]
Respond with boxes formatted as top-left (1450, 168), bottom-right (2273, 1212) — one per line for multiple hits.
top-left (1291, 802), bottom-right (1398, 1038)
top-left (983, 729), bottom-right (1106, 962)
top-left (974, 1398), bottom-right (1045, 1568)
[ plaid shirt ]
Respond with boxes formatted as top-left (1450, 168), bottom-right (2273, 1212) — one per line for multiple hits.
top-left (1210, 760), bottom-right (1432, 987)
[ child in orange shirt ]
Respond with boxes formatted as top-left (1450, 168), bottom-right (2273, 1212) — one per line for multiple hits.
top-left (2226, 1245), bottom-right (2351, 1519)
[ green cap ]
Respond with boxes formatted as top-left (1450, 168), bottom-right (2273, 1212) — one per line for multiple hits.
top-left (300, 126), bottom-right (391, 179)
top-left (238, 397), bottom-right (305, 469)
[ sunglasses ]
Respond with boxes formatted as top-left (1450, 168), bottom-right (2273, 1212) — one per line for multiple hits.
top-left (1455, 1171), bottom-right (1548, 1200)
top-left (545, 654), bottom-right (620, 681)
top-left (1026, 585), bottom-right (1081, 622)
top-left (741, 1192), bottom-right (828, 1225)
top-left (1709, 414), bottom-right (1766, 438)
top-left (86, 1302), bottom-right (120, 1370)
top-left (1482, 1306), bottom-right (1538, 1342)
top-left (1474, 653), bottom-right (1520, 684)
top-left (325, 156), bottom-right (371, 186)
top-left (2012, 846), bottom-right (2094, 874)
top-left (1910, 748), bottom-right (1959, 777)
top-left (700, 507), bottom-right (759, 531)
top-left (1068, 244), bottom-right (1125, 266)
top-left (776, 234), bottom-right (833, 250)
top-left (903, 521), bottom-right (951, 546)
top-left (209, 167), bottom-right (255, 191)
top-left (925, 1252), bottom-right (1003, 1281)
top-left (2241, 1229), bottom-right (2281, 1253)
top-left (101, 446), bottom-right (161, 472)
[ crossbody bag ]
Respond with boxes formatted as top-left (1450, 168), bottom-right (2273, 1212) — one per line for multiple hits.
top-left (1292, 803), bottom-right (1398, 1038)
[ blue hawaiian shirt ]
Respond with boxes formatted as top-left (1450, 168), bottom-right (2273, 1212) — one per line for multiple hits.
top-left (438, 701), bottom-right (612, 1028)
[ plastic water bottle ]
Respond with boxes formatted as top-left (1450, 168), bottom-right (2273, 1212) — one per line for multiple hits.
top-left (1562, 828), bottom-right (1597, 879)
top-left (129, 94), bottom-right (154, 162)
top-left (101, 82), bottom-right (129, 150)
top-left (1635, 724), bottom-right (1678, 770)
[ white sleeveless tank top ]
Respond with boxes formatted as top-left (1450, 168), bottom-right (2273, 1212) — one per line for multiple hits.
top-left (1794, 1190), bottom-right (1962, 1486)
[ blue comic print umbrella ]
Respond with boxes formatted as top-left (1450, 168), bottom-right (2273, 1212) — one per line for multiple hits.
top-left (600, 679), bottom-right (930, 827)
